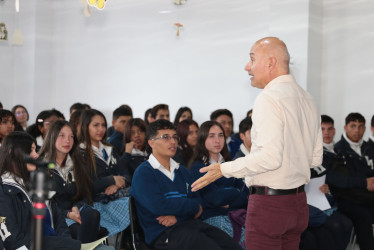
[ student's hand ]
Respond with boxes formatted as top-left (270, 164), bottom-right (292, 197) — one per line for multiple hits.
top-left (68, 206), bottom-right (82, 224)
top-left (113, 176), bottom-right (126, 188)
top-left (191, 163), bottom-right (223, 192)
top-left (105, 185), bottom-right (119, 195)
top-left (366, 177), bottom-right (374, 192)
top-left (221, 205), bottom-right (229, 209)
top-left (125, 141), bottom-right (135, 154)
top-left (194, 205), bottom-right (203, 219)
top-left (156, 215), bottom-right (177, 227)
top-left (319, 184), bottom-right (329, 194)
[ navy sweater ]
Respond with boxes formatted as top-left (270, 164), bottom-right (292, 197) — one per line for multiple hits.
top-left (190, 160), bottom-right (249, 219)
top-left (130, 161), bottom-right (202, 245)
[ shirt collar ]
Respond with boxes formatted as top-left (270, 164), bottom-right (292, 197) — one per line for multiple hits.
top-left (240, 143), bottom-right (251, 156)
top-left (226, 136), bottom-right (232, 144)
top-left (149, 154), bottom-right (179, 171)
top-left (343, 132), bottom-right (363, 156)
top-left (91, 142), bottom-right (113, 162)
top-left (209, 153), bottom-right (224, 164)
top-left (370, 135), bottom-right (374, 142)
top-left (264, 74), bottom-right (294, 90)
top-left (323, 142), bottom-right (335, 153)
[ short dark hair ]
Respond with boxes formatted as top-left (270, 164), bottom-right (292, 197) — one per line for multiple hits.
top-left (112, 107), bottom-right (132, 121)
top-left (51, 108), bottom-right (65, 120)
top-left (210, 109), bottom-right (233, 121)
top-left (371, 115), bottom-right (374, 127)
top-left (144, 108), bottom-right (152, 126)
top-left (70, 103), bottom-right (85, 114)
top-left (0, 102), bottom-right (3, 109)
top-left (239, 117), bottom-right (252, 134)
top-left (151, 104), bottom-right (169, 119)
top-left (345, 112), bottom-right (365, 125)
top-left (246, 109), bottom-right (253, 117)
top-left (146, 119), bottom-right (175, 154)
top-left (321, 115), bottom-right (334, 125)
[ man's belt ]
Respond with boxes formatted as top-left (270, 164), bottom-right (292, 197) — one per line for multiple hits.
top-left (249, 185), bottom-right (305, 195)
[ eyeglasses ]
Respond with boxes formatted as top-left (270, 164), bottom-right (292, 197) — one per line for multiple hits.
top-left (15, 111), bottom-right (27, 116)
top-left (151, 134), bottom-right (179, 142)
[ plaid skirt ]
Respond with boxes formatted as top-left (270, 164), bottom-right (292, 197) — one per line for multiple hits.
top-left (203, 215), bottom-right (245, 248)
top-left (66, 197), bottom-right (130, 236)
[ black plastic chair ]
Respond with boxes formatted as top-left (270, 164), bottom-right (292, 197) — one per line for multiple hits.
top-left (129, 196), bottom-right (155, 250)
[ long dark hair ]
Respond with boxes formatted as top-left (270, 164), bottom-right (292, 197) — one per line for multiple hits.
top-left (39, 120), bottom-right (93, 205)
top-left (26, 110), bottom-right (56, 139)
top-left (173, 107), bottom-right (193, 127)
top-left (78, 109), bottom-right (108, 176)
top-left (177, 119), bottom-right (198, 164)
top-left (0, 131), bottom-right (35, 186)
top-left (189, 121), bottom-right (230, 167)
top-left (123, 118), bottom-right (147, 152)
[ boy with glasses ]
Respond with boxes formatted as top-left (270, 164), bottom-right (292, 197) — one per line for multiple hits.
top-left (130, 119), bottom-right (241, 250)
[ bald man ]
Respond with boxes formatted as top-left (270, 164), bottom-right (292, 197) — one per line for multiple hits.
top-left (192, 37), bottom-right (323, 250)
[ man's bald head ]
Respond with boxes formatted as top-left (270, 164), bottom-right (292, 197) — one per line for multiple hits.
top-left (245, 37), bottom-right (290, 89)
top-left (254, 37), bottom-right (290, 73)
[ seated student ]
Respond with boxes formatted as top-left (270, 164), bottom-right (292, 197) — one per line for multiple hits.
top-left (0, 131), bottom-right (81, 250)
top-left (38, 120), bottom-right (108, 243)
top-left (173, 106), bottom-right (193, 127)
top-left (233, 117), bottom-right (252, 160)
top-left (27, 110), bottom-right (59, 149)
top-left (121, 118), bottom-right (148, 178)
top-left (367, 114), bottom-right (374, 149)
top-left (51, 108), bottom-right (66, 121)
top-left (189, 121), bottom-right (249, 242)
top-left (69, 102), bottom-right (86, 117)
top-left (107, 107), bottom-right (133, 154)
top-left (210, 109), bottom-right (241, 159)
top-left (173, 119), bottom-right (199, 166)
top-left (107, 105), bottom-right (133, 138)
top-left (130, 119), bottom-right (242, 250)
top-left (327, 113), bottom-right (374, 250)
top-left (144, 108), bottom-right (153, 126)
top-left (69, 109), bottom-right (84, 136)
top-left (0, 110), bottom-right (17, 146)
top-left (303, 114), bottom-right (352, 250)
top-left (151, 104), bottom-right (170, 121)
top-left (12, 104), bottom-right (29, 130)
top-left (79, 109), bottom-right (131, 236)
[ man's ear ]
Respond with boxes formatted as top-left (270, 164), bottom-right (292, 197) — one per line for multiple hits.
top-left (344, 125), bottom-right (347, 132)
top-left (112, 120), bottom-right (116, 127)
top-left (371, 126), bottom-right (374, 134)
top-left (239, 133), bottom-right (245, 141)
top-left (268, 57), bottom-right (277, 71)
top-left (148, 139), bottom-right (154, 150)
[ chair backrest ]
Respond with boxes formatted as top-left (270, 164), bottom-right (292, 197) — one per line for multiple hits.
top-left (129, 196), bottom-right (155, 250)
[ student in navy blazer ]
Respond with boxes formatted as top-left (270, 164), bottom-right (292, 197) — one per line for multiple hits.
top-left (0, 132), bottom-right (80, 250)
top-left (189, 121), bottom-right (248, 239)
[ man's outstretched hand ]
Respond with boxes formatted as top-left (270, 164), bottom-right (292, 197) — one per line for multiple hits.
top-left (191, 163), bottom-right (223, 192)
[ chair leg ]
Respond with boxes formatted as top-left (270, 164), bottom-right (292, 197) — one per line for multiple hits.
top-left (114, 231), bottom-right (123, 250)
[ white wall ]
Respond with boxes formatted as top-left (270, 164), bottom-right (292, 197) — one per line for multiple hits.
top-left (320, 0), bottom-right (374, 139)
top-left (0, 0), bottom-right (311, 129)
top-left (1, 0), bottom-right (373, 137)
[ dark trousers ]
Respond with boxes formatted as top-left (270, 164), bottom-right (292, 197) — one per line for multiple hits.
top-left (300, 227), bottom-right (336, 250)
top-left (43, 236), bottom-right (81, 250)
top-left (337, 200), bottom-right (374, 250)
top-left (153, 219), bottom-right (242, 250)
top-left (245, 192), bottom-right (308, 250)
top-left (324, 211), bottom-right (353, 250)
top-left (69, 206), bottom-right (104, 243)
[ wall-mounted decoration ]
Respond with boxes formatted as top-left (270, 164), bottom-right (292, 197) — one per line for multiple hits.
top-left (0, 22), bottom-right (7, 41)
top-left (174, 0), bottom-right (187, 5)
top-left (88, 0), bottom-right (107, 10)
top-left (174, 22), bottom-right (183, 37)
